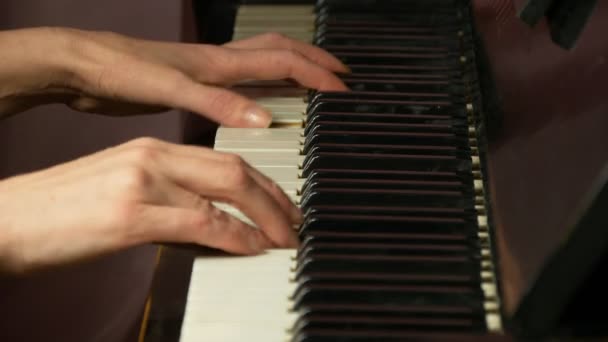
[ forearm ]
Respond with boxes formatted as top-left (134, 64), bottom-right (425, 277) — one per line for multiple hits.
top-left (0, 27), bottom-right (78, 118)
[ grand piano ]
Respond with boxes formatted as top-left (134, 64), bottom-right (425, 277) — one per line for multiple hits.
top-left (141, 1), bottom-right (608, 341)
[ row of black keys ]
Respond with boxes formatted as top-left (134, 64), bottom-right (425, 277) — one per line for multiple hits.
top-left (288, 1), bottom-right (487, 341)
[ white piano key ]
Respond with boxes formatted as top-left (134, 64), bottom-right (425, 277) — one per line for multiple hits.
top-left (255, 97), bottom-right (307, 104)
top-left (233, 32), bottom-right (313, 42)
top-left (256, 166), bottom-right (301, 183)
top-left (214, 140), bottom-right (302, 151)
top-left (258, 100), bottom-right (307, 108)
top-left (229, 154), bottom-right (304, 168)
top-left (180, 249), bottom-right (297, 342)
top-left (237, 5), bottom-right (314, 15)
top-left (234, 18), bottom-right (315, 29)
top-left (234, 27), bottom-right (314, 34)
top-left (271, 113), bottom-right (305, 126)
top-left (215, 127), bottom-right (303, 141)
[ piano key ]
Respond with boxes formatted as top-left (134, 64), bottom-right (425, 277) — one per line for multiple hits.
top-left (215, 127), bottom-right (303, 141)
top-left (306, 111), bottom-right (468, 126)
top-left (180, 249), bottom-right (297, 342)
top-left (304, 121), bottom-right (469, 136)
top-left (300, 153), bottom-right (472, 177)
top-left (255, 166), bottom-right (302, 184)
top-left (237, 155), bottom-right (304, 168)
top-left (237, 5), bottom-right (314, 15)
top-left (215, 140), bottom-right (303, 151)
top-left (303, 131), bottom-right (470, 154)
top-left (234, 32), bottom-right (314, 42)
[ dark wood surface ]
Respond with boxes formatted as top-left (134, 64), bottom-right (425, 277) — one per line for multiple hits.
top-left (473, 0), bottom-right (608, 332)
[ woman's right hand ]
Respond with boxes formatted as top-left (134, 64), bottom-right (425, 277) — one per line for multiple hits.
top-left (0, 137), bottom-right (301, 274)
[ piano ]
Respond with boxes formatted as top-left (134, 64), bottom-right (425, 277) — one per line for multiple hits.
top-left (140, 1), bottom-right (608, 341)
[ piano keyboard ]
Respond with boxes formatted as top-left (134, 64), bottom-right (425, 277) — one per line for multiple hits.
top-left (180, 1), bottom-right (503, 341)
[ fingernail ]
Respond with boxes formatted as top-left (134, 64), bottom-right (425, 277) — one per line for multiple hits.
top-left (244, 107), bottom-right (272, 128)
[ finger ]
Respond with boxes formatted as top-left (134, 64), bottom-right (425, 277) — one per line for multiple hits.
top-left (134, 205), bottom-right (274, 255)
top-left (156, 151), bottom-right (299, 247)
top-left (122, 138), bottom-right (302, 223)
top-left (169, 81), bottom-right (272, 128)
top-left (220, 48), bottom-right (348, 91)
top-left (224, 32), bottom-right (350, 73)
top-left (76, 54), bottom-right (272, 128)
top-left (245, 166), bottom-right (303, 224)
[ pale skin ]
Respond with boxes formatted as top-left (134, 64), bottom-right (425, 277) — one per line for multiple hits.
top-left (0, 27), bottom-right (349, 273)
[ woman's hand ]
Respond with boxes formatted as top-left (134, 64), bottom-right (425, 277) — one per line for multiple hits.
top-left (0, 27), bottom-right (348, 126)
top-left (0, 137), bottom-right (301, 273)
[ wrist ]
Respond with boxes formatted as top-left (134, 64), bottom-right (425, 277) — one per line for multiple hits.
top-left (0, 27), bottom-right (82, 117)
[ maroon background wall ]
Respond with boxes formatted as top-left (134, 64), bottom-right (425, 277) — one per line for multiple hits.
top-left (0, 1), bottom-right (191, 341)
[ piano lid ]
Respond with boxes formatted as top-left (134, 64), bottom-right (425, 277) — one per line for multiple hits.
top-left (471, 0), bottom-right (608, 338)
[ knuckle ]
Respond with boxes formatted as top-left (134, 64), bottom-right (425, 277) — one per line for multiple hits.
top-left (270, 50), bottom-right (302, 74)
top-left (109, 200), bottom-right (141, 228)
top-left (129, 136), bottom-right (160, 149)
top-left (263, 32), bottom-right (287, 43)
top-left (188, 212), bottom-right (212, 231)
top-left (125, 145), bottom-right (159, 167)
top-left (117, 165), bottom-right (152, 195)
top-left (223, 153), bottom-right (246, 167)
top-left (223, 159), bottom-right (251, 190)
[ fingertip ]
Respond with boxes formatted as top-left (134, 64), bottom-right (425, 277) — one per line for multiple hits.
top-left (319, 77), bottom-right (350, 92)
top-left (331, 60), bottom-right (351, 74)
top-left (242, 106), bottom-right (272, 128)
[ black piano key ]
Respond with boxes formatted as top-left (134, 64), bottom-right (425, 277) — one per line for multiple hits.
top-left (305, 143), bottom-right (471, 158)
top-left (292, 314), bottom-right (484, 336)
top-left (315, 22), bottom-right (467, 36)
top-left (300, 152), bottom-right (472, 177)
top-left (298, 214), bottom-right (477, 237)
top-left (304, 168), bottom-right (473, 183)
top-left (342, 78), bottom-right (465, 94)
top-left (307, 99), bottom-right (459, 116)
top-left (315, 34), bottom-right (461, 49)
top-left (291, 304), bottom-right (486, 336)
top-left (340, 64), bottom-right (466, 79)
top-left (303, 132), bottom-right (470, 154)
top-left (316, 12), bottom-right (464, 29)
top-left (297, 241), bottom-right (474, 260)
top-left (302, 178), bottom-right (474, 197)
top-left (292, 330), bottom-right (489, 342)
top-left (306, 111), bottom-right (468, 127)
top-left (308, 91), bottom-right (458, 106)
top-left (299, 231), bottom-right (480, 250)
top-left (293, 302), bottom-right (479, 317)
top-left (304, 120), bottom-right (468, 136)
top-left (328, 51), bottom-right (463, 68)
top-left (291, 282), bottom-right (483, 311)
top-left (293, 251), bottom-right (479, 277)
top-left (301, 165), bottom-right (476, 188)
top-left (315, 0), bottom-right (463, 10)
top-left (302, 204), bottom-right (475, 219)
top-left (301, 231), bottom-right (479, 248)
